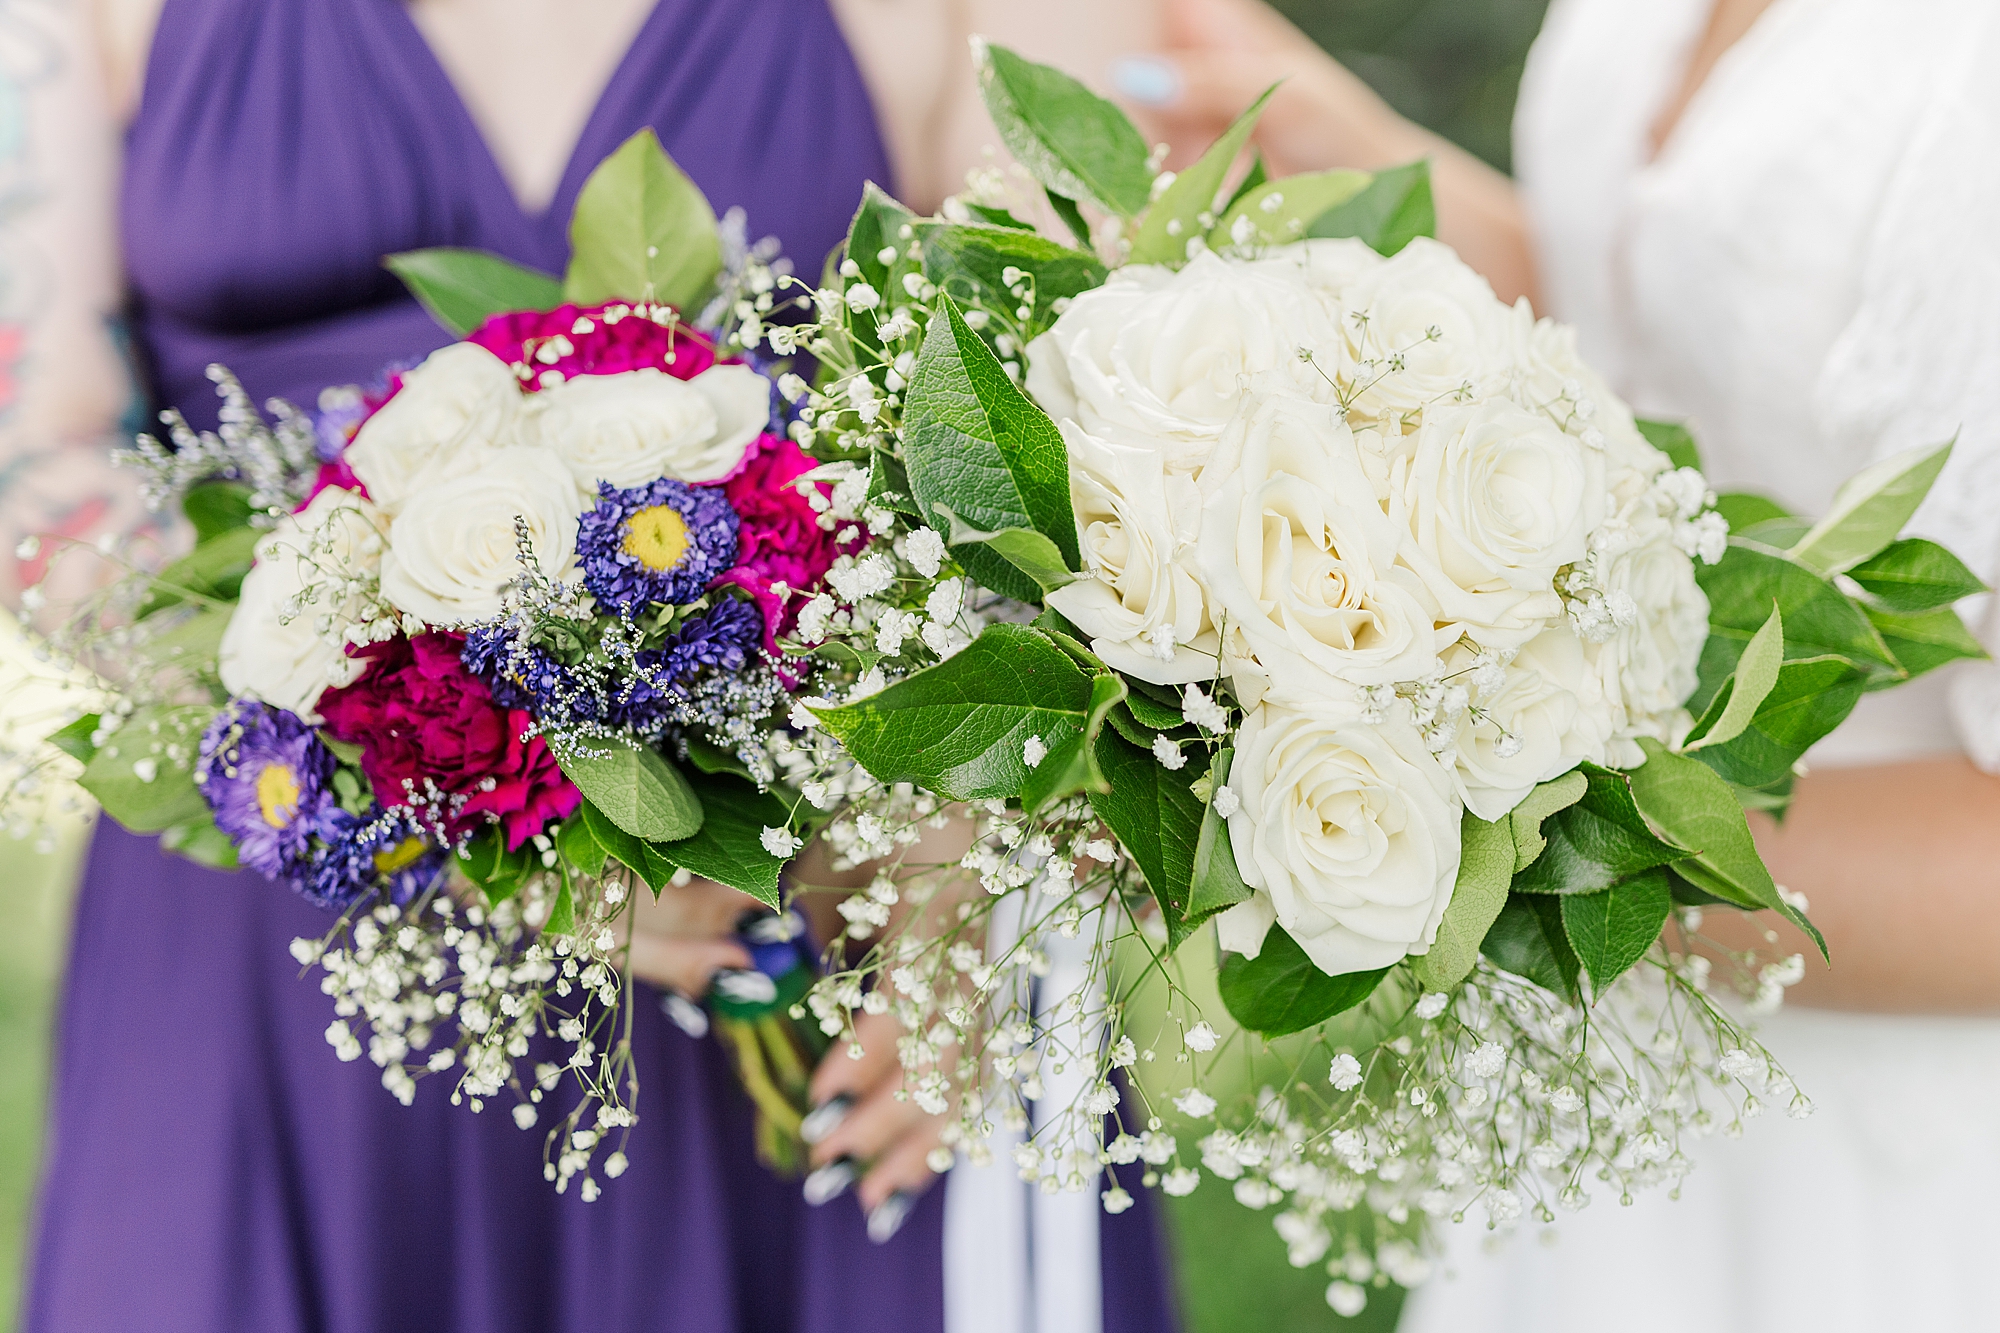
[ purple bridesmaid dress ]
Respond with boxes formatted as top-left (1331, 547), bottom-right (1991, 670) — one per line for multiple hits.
top-left (23, 2), bottom-right (1180, 1330)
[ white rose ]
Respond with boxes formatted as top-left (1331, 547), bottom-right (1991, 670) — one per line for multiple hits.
top-left (1582, 512), bottom-right (1707, 766)
top-left (219, 486), bottom-right (384, 721)
top-left (1444, 628), bottom-right (1592, 821)
top-left (1332, 237), bottom-right (1517, 421)
top-left (1512, 312), bottom-right (1666, 490)
top-left (345, 343), bottom-right (525, 514)
top-left (1196, 395), bottom-right (1438, 702)
top-left (379, 449), bottom-right (582, 625)
top-left (1215, 694), bottom-right (1461, 976)
top-left (526, 363), bottom-right (769, 494)
top-left (1024, 249), bottom-right (1338, 471)
top-left (1044, 422), bottom-right (1218, 683)
top-left (1397, 398), bottom-right (1599, 647)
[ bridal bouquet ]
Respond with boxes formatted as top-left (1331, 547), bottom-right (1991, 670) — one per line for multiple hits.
top-left (9, 41), bottom-right (1987, 1297)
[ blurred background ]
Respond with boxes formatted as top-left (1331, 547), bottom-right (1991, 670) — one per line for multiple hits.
top-left (0, 0), bottom-right (1549, 1328)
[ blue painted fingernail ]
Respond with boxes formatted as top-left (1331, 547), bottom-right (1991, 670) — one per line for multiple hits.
top-left (801, 1093), bottom-right (854, 1146)
top-left (803, 1157), bottom-right (857, 1207)
top-left (866, 1190), bottom-right (916, 1244)
top-left (1112, 55), bottom-right (1184, 107)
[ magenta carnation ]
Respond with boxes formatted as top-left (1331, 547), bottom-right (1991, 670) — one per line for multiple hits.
top-left (712, 434), bottom-right (848, 647)
top-left (317, 633), bottom-right (579, 850)
top-left (468, 301), bottom-right (723, 391)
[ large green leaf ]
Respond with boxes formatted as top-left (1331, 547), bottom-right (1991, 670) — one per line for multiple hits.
top-left (46, 713), bottom-right (100, 764)
top-left (1131, 85), bottom-right (1278, 265)
top-left (1865, 604), bottom-right (1988, 684)
top-left (973, 42), bottom-right (1155, 217)
top-left (386, 247), bottom-right (563, 337)
top-left (814, 623), bottom-right (1094, 800)
top-left (556, 811), bottom-right (609, 879)
top-left (1787, 441), bottom-right (1952, 576)
top-left (1304, 160), bottom-right (1435, 256)
top-left (580, 797), bottom-right (667, 890)
top-left (901, 294), bottom-right (1078, 602)
top-left (1413, 810), bottom-right (1515, 991)
top-left (933, 507), bottom-right (1080, 594)
top-left (142, 526), bottom-right (260, 616)
top-left (563, 129), bottom-right (721, 311)
top-left (1686, 655), bottom-right (1867, 791)
top-left (838, 183), bottom-right (916, 356)
top-left (1185, 747), bottom-right (1251, 926)
top-left (1846, 538), bottom-right (1986, 612)
top-left (1208, 168), bottom-right (1369, 249)
top-left (181, 481), bottom-right (256, 543)
top-left (1561, 870), bottom-right (1671, 994)
top-left (919, 223), bottom-right (1107, 326)
top-left (551, 735), bottom-right (703, 842)
top-left (1684, 605), bottom-right (1785, 752)
top-left (460, 824), bottom-right (538, 906)
top-left (1508, 769), bottom-right (1588, 872)
top-left (1626, 738), bottom-right (1826, 958)
top-left (642, 776), bottom-right (791, 909)
top-left (1089, 730), bottom-right (1206, 950)
top-left (1218, 922), bottom-right (1389, 1036)
top-left (160, 814), bottom-right (240, 870)
top-left (1479, 894), bottom-right (1580, 1001)
top-left (1694, 539), bottom-right (1898, 710)
top-left (1635, 419), bottom-right (1702, 472)
top-left (1713, 492), bottom-right (1793, 533)
top-left (1020, 672), bottom-right (1124, 812)
top-left (1510, 763), bottom-right (1687, 895)
top-left (79, 703), bottom-right (216, 833)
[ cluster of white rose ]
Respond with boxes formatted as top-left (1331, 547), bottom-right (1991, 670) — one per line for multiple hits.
top-left (219, 327), bottom-right (772, 720)
top-left (1025, 239), bottom-right (1720, 977)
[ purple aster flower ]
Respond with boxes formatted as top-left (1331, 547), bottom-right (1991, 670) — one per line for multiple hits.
top-left (640, 596), bottom-right (764, 685)
top-left (197, 700), bottom-right (334, 881)
top-left (577, 477), bottom-right (740, 613)
top-left (306, 807), bottom-right (447, 912)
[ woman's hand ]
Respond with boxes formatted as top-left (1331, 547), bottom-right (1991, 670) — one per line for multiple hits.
top-left (805, 1009), bottom-right (950, 1214)
top-left (616, 874), bottom-right (755, 999)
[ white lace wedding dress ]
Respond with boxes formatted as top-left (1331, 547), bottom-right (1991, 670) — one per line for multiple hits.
top-left (1403, 0), bottom-right (2000, 1329)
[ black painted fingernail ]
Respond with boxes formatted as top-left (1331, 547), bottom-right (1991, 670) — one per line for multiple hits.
top-left (803, 1157), bottom-right (857, 1207)
top-left (800, 1093), bottom-right (854, 1145)
top-left (866, 1190), bottom-right (916, 1244)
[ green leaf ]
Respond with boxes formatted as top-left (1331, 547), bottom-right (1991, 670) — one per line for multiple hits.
top-left (1561, 871), bottom-right (1670, 994)
top-left (1714, 492), bottom-right (1794, 532)
top-left (1021, 672), bottom-right (1124, 812)
top-left (1865, 604), bottom-right (1988, 683)
top-left (918, 222), bottom-right (1107, 322)
top-left (1131, 85), bottom-right (1278, 265)
top-left (1510, 763), bottom-right (1687, 895)
top-left (641, 775), bottom-right (791, 909)
top-left (1122, 681), bottom-right (1188, 730)
top-left (1507, 769), bottom-right (1587, 873)
top-left (557, 813), bottom-right (608, 879)
top-left (814, 622), bottom-right (1094, 800)
top-left (839, 184), bottom-right (916, 355)
top-left (901, 294), bottom-right (1078, 601)
top-left (79, 704), bottom-right (214, 833)
top-left (181, 482), bottom-right (256, 543)
top-left (1089, 730), bottom-right (1206, 950)
top-left (1847, 538), bottom-right (1987, 613)
top-left (459, 825), bottom-right (537, 906)
top-left (1223, 151), bottom-right (1269, 212)
top-left (934, 505), bottom-right (1079, 593)
top-left (1045, 190), bottom-right (1094, 249)
top-left (142, 526), bottom-right (260, 616)
top-left (681, 734), bottom-right (754, 781)
top-left (1185, 747), bottom-right (1251, 926)
top-left (964, 203), bottom-right (1037, 231)
top-left (1208, 169), bottom-right (1370, 249)
top-left (1626, 738), bottom-right (1826, 959)
top-left (1304, 159), bottom-right (1435, 256)
top-left (563, 128), bottom-right (721, 312)
top-left (1479, 894), bottom-right (1580, 1001)
top-left (1414, 811), bottom-right (1515, 990)
top-left (46, 713), bottom-right (100, 764)
top-left (1788, 440), bottom-right (1953, 576)
top-left (160, 814), bottom-right (240, 870)
top-left (385, 247), bottom-right (563, 337)
top-left (1217, 922), bottom-right (1390, 1037)
top-left (973, 42), bottom-right (1156, 217)
top-left (1693, 540), bottom-right (1898, 711)
top-left (545, 880), bottom-right (577, 936)
top-left (551, 735), bottom-right (703, 842)
top-left (1635, 419), bottom-right (1702, 472)
top-left (138, 604), bottom-right (232, 670)
top-left (1684, 605), bottom-right (1785, 751)
top-left (1686, 655), bottom-right (1867, 790)
top-left (581, 797), bottom-right (663, 889)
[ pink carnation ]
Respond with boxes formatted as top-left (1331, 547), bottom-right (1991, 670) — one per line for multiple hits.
top-left (318, 633), bottom-right (579, 850)
top-left (468, 301), bottom-right (723, 391)
top-left (711, 434), bottom-right (850, 648)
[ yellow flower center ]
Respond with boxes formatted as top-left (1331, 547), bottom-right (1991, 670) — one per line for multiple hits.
top-left (256, 763), bottom-right (301, 829)
top-left (623, 504), bottom-right (691, 572)
top-left (373, 836), bottom-right (428, 875)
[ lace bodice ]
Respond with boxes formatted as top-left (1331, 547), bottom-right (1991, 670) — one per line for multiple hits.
top-left (1515, 0), bottom-right (2000, 766)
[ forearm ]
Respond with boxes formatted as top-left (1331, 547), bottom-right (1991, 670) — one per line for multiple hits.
top-left (1711, 755), bottom-right (2000, 1013)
